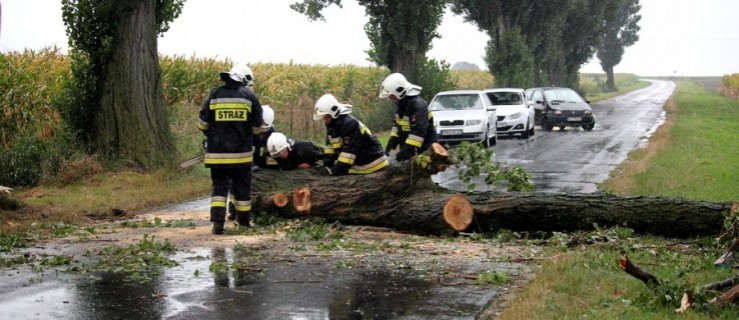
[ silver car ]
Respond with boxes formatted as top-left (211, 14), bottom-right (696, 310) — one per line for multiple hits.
top-left (429, 90), bottom-right (498, 147)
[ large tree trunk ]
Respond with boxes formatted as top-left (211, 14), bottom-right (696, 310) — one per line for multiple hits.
top-left (604, 66), bottom-right (617, 92)
top-left (251, 165), bottom-right (734, 238)
top-left (97, 0), bottom-right (175, 169)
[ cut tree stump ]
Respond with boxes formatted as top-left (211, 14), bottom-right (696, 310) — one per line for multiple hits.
top-left (250, 163), bottom-right (735, 238)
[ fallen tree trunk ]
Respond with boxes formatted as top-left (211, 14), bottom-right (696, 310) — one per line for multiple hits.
top-left (250, 164), bottom-right (734, 238)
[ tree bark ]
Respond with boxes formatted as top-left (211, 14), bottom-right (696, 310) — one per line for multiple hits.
top-left (97, 0), bottom-right (175, 169)
top-left (250, 164), bottom-right (734, 238)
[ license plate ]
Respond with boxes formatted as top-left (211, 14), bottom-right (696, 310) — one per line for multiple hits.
top-left (567, 117), bottom-right (582, 122)
top-left (497, 122), bottom-right (507, 128)
top-left (441, 129), bottom-right (463, 136)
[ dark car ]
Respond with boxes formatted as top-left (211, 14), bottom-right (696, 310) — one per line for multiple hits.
top-left (525, 87), bottom-right (595, 131)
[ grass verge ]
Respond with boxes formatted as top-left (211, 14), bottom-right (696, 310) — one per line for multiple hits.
top-left (599, 80), bottom-right (739, 202)
top-left (499, 79), bottom-right (738, 319)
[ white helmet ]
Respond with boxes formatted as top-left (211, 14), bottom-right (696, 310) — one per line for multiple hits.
top-left (379, 73), bottom-right (422, 99)
top-left (261, 105), bottom-right (274, 129)
top-left (220, 63), bottom-right (254, 87)
top-left (313, 94), bottom-right (352, 120)
top-left (267, 132), bottom-right (292, 156)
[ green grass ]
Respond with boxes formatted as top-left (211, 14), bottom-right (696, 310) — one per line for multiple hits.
top-left (502, 80), bottom-right (739, 319)
top-left (502, 241), bottom-right (739, 320)
top-left (601, 80), bottom-right (738, 202)
top-left (580, 73), bottom-right (651, 102)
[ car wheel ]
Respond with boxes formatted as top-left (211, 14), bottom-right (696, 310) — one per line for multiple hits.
top-left (541, 118), bottom-right (553, 131)
top-left (582, 123), bottom-right (594, 131)
top-left (522, 122), bottom-right (530, 138)
top-left (529, 121), bottom-right (535, 136)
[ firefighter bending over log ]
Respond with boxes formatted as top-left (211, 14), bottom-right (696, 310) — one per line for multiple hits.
top-left (312, 94), bottom-right (388, 176)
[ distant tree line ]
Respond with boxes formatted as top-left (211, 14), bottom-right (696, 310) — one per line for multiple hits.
top-left (54, 0), bottom-right (639, 171)
top-left (293, 0), bottom-right (641, 91)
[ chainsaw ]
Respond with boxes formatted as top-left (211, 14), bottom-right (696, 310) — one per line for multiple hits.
top-left (179, 154), bottom-right (205, 169)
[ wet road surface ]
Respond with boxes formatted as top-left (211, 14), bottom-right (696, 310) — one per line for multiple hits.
top-left (0, 80), bottom-right (673, 319)
top-left (435, 80), bottom-right (675, 193)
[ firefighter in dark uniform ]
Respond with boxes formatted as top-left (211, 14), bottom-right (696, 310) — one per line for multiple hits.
top-left (312, 94), bottom-right (388, 176)
top-left (228, 105), bottom-right (275, 221)
top-left (198, 63), bottom-right (262, 234)
top-left (252, 105), bottom-right (279, 170)
top-left (266, 132), bottom-right (324, 170)
top-left (379, 73), bottom-right (437, 161)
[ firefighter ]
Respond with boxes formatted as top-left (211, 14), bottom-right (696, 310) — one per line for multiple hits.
top-left (266, 132), bottom-right (324, 170)
top-left (312, 94), bottom-right (388, 176)
top-left (253, 105), bottom-right (278, 170)
top-left (379, 73), bottom-right (438, 161)
top-left (198, 63), bottom-right (262, 234)
top-left (228, 104), bottom-right (276, 221)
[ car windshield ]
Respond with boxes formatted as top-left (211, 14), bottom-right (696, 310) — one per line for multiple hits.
top-left (486, 91), bottom-right (523, 106)
top-left (543, 89), bottom-right (584, 103)
top-left (429, 94), bottom-right (482, 111)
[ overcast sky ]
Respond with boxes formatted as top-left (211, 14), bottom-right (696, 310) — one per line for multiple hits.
top-left (2, 0), bottom-right (738, 76)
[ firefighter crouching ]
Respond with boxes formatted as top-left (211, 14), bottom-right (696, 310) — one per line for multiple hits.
top-left (198, 63), bottom-right (263, 234)
top-left (379, 73), bottom-right (438, 161)
top-left (312, 94), bottom-right (388, 176)
top-left (266, 132), bottom-right (324, 170)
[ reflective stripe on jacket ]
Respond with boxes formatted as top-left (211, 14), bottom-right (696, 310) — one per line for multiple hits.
top-left (198, 83), bottom-right (263, 167)
top-left (324, 114), bottom-right (387, 175)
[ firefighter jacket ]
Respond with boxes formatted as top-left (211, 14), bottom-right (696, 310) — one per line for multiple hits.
top-left (254, 127), bottom-right (279, 169)
top-left (276, 140), bottom-right (324, 170)
top-left (386, 95), bottom-right (438, 156)
top-left (198, 83), bottom-right (263, 167)
top-left (323, 114), bottom-right (388, 175)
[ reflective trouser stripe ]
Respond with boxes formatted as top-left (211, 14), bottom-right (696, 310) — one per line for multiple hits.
top-left (234, 200), bottom-right (251, 212)
top-left (211, 196), bottom-right (227, 207)
top-left (349, 156), bottom-right (388, 174)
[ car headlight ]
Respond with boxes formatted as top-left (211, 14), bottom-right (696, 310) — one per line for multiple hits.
top-left (553, 110), bottom-right (562, 115)
top-left (584, 109), bottom-right (592, 115)
top-left (466, 119), bottom-right (482, 126)
top-left (509, 112), bottom-right (522, 120)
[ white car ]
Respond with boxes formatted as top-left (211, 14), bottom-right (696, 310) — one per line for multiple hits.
top-left (429, 90), bottom-right (498, 147)
top-left (484, 88), bottom-right (535, 138)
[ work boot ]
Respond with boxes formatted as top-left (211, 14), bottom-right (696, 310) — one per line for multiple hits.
top-left (227, 201), bottom-right (236, 221)
top-left (210, 207), bottom-right (226, 234)
top-left (236, 211), bottom-right (251, 228)
top-left (212, 221), bottom-right (225, 235)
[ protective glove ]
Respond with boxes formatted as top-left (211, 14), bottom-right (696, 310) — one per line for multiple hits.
top-left (384, 147), bottom-right (392, 157)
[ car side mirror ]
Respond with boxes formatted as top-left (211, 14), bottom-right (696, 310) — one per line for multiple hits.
top-left (585, 100), bottom-right (591, 104)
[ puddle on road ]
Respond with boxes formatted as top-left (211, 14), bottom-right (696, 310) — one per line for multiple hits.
top-left (1, 245), bottom-right (523, 319)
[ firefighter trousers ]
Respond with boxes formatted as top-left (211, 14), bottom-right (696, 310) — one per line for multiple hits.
top-left (209, 166), bottom-right (252, 225)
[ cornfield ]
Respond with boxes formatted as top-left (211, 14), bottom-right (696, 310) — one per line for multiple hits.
top-left (0, 48), bottom-right (69, 148)
top-left (2, 50), bottom-right (498, 151)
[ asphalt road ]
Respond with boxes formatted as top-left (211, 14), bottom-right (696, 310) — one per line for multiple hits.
top-left (435, 80), bottom-right (675, 193)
